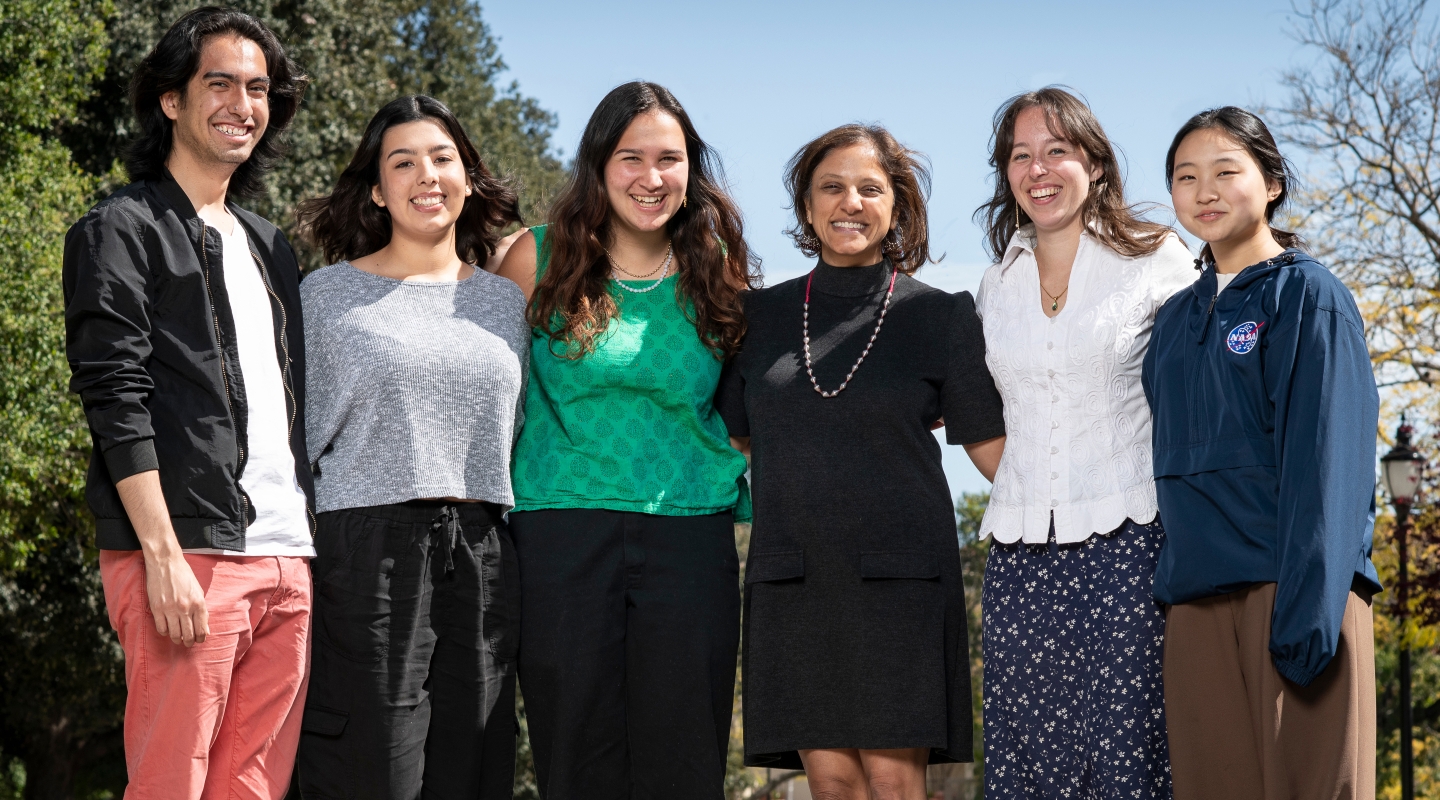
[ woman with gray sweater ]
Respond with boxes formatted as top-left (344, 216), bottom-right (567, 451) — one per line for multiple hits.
top-left (292, 96), bottom-right (527, 800)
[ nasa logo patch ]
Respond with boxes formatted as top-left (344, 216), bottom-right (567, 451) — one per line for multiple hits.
top-left (1226, 321), bottom-right (1265, 354)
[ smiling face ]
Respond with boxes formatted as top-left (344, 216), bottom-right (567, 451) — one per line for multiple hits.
top-left (162, 34), bottom-right (271, 174)
top-left (1170, 127), bottom-right (1281, 250)
top-left (1007, 106), bottom-right (1101, 237)
top-left (805, 143), bottom-right (895, 266)
top-left (369, 119), bottom-right (471, 242)
top-left (604, 110), bottom-right (689, 238)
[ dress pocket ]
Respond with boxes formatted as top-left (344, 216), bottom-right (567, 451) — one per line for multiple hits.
top-left (859, 551), bottom-right (939, 580)
top-left (745, 550), bottom-right (805, 584)
top-left (852, 549), bottom-right (944, 693)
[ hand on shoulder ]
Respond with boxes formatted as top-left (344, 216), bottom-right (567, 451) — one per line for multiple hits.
top-left (495, 228), bottom-right (538, 301)
top-left (483, 228), bottom-right (528, 274)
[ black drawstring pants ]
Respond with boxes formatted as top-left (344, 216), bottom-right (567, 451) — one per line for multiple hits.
top-left (297, 500), bottom-right (520, 800)
top-left (509, 508), bottom-right (741, 800)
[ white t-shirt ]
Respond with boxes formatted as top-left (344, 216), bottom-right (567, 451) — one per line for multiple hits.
top-left (1216, 271), bottom-right (1239, 293)
top-left (189, 214), bottom-right (314, 556)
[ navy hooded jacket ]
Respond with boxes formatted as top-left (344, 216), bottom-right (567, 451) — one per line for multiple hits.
top-left (1142, 249), bottom-right (1380, 687)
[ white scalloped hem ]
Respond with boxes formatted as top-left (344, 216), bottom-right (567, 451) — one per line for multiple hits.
top-left (979, 492), bottom-right (1159, 545)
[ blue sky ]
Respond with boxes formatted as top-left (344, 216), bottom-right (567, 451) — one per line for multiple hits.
top-left (485, 0), bottom-right (1309, 498)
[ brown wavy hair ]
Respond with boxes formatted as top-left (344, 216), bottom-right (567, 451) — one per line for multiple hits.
top-left (297, 95), bottom-right (521, 264)
top-left (530, 81), bottom-right (760, 359)
top-left (975, 86), bottom-right (1171, 261)
top-left (783, 124), bottom-right (936, 274)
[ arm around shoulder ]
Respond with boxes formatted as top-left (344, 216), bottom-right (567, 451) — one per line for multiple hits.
top-left (484, 227), bottom-right (528, 274)
top-left (1148, 234), bottom-right (1201, 308)
top-left (496, 228), bottom-right (539, 301)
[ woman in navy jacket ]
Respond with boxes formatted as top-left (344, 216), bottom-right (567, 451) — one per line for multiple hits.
top-left (1143, 107), bottom-right (1379, 800)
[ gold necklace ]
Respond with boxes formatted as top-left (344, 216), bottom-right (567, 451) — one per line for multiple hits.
top-left (1041, 283), bottom-right (1068, 312)
top-left (605, 242), bottom-right (672, 280)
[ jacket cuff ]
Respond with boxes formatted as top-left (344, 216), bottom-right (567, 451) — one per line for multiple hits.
top-left (1271, 654), bottom-right (1321, 688)
top-left (102, 438), bottom-right (159, 481)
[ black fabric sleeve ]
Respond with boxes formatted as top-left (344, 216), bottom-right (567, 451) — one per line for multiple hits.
top-left (62, 205), bottom-right (158, 482)
top-left (941, 291), bottom-right (1006, 446)
top-left (716, 353), bottom-right (749, 437)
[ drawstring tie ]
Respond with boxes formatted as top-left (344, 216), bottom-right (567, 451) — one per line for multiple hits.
top-left (432, 505), bottom-right (461, 574)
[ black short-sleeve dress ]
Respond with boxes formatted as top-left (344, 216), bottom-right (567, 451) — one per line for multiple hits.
top-left (717, 259), bottom-right (1004, 768)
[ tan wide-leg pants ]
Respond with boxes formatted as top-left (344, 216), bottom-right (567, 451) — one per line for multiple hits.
top-left (1163, 582), bottom-right (1375, 800)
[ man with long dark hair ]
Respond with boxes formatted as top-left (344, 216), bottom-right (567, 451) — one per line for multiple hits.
top-left (62, 8), bottom-right (313, 797)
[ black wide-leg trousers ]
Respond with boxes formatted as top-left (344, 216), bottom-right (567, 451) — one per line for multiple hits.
top-left (509, 509), bottom-right (741, 800)
top-left (297, 501), bottom-right (520, 800)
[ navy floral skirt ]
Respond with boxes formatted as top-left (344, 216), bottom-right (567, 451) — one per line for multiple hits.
top-left (981, 518), bottom-right (1171, 800)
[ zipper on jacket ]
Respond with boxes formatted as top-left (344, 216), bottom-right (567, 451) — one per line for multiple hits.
top-left (1198, 291), bottom-right (1218, 345)
top-left (199, 226), bottom-right (249, 526)
top-left (249, 246), bottom-right (298, 438)
top-left (250, 244), bottom-right (315, 541)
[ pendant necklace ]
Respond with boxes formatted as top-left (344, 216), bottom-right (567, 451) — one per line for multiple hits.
top-left (1042, 283), bottom-right (1068, 312)
top-left (802, 265), bottom-right (898, 398)
top-left (607, 242), bottom-right (673, 294)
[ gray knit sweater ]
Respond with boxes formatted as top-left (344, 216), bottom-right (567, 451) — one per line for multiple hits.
top-left (301, 263), bottom-right (529, 513)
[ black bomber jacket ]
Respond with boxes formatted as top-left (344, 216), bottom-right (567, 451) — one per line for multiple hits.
top-left (62, 176), bottom-right (315, 551)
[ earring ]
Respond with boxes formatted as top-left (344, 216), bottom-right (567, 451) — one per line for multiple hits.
top-left (465, 185), bottom-right (472, 196)
top-left (682, 195), bottom-right (688, 208)
top-left (796, 227), bottom-right (820, 252)
top-left (1015, 203), bottom-right (1020, 227)
top-left (883, 227), bottom-right (904, 258)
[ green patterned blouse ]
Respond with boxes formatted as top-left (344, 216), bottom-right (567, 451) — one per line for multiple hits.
top-left (509, 225), bottom-right (751, 520)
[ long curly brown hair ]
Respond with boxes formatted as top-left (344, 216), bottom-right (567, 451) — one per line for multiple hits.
top-left (531, 81), bottom-right (760, 360)
top-left (975, 86), bottom-right (1171, 262)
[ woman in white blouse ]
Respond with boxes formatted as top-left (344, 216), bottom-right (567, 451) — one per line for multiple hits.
top-left (972, 87), bottom-right (1194, 799)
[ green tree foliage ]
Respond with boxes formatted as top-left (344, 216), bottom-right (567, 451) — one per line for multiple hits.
top-left (956, 491), bottom-right (989, 800)
top-left (0, 0), bottom-right (109, 137)
top-left (0, 1), bottom-right (126, 797)
top-left (61, 0), bottom-right (566, 268)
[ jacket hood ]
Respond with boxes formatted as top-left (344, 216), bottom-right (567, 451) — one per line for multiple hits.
top-left (1189, 249), bottom-right (1307, 343)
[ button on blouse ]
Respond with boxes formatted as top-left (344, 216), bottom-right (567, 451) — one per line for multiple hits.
top-left (976, 228), bottom-right (1196, 544)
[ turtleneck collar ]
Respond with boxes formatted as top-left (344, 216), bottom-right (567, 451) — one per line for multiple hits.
top-left (809, 258), bottom-right (893, 298)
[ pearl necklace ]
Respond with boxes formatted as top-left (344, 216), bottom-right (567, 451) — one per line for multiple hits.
top-left (802, 265), bottom-right (898, 398)
top-left (608, 243), bottom-right (673, 294)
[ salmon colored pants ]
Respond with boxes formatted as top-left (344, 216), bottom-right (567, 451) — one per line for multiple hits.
top-left (100, 551), bottom-right (312, 800)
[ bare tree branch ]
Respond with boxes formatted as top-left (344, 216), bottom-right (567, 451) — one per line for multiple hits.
top-left (1279, 0), bottom-right (1440, 398)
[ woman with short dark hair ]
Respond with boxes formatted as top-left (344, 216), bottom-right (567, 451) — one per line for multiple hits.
top-left (717, 124), bottom-right (1005, 799)
top-left (294, 94), bottom-right (526, 800)
top-left (496, 80), bottom-right (757, 798)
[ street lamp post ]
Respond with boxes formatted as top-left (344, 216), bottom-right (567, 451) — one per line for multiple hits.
top-left (1381, 418), bottom-right (1424, 800)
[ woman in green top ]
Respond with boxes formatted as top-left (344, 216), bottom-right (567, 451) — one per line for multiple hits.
top-left (496, 81), bottom-right (757, 799)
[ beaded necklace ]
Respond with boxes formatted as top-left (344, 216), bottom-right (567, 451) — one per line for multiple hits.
top-left (802, 265), bottom-right (898, 398)
top-left (607, 242), bottom-right (673, 294)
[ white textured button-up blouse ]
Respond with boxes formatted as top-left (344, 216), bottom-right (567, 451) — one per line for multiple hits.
top-left (976, 227), bottom-right (1196, 544)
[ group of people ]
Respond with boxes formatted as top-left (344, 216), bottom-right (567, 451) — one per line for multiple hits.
top-left (60, 7), bottom-right (1381, 800)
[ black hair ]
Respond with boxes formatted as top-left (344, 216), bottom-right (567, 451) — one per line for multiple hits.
top-left (126, 6), bottom-right (308, 198)
top-left (296, 95), bottom-right (522, 264)
top-left (1165, 106), bottom-right (1303, 266)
